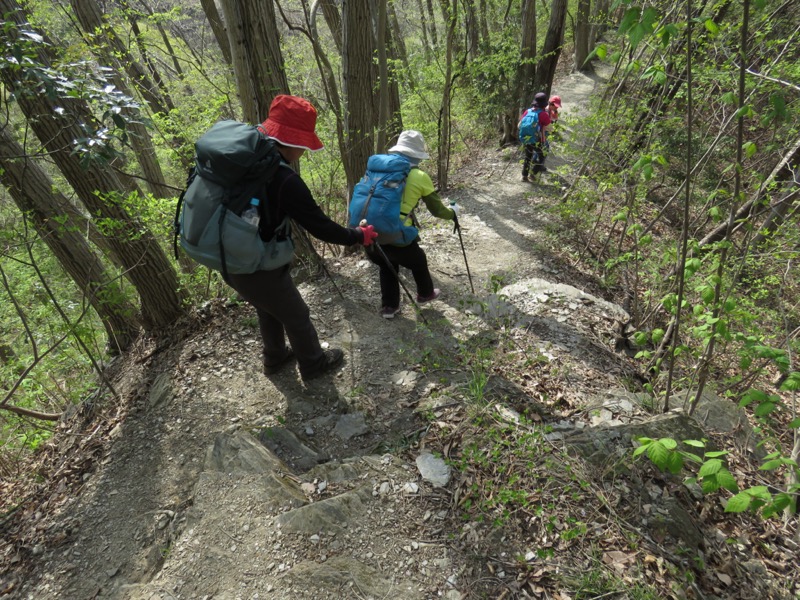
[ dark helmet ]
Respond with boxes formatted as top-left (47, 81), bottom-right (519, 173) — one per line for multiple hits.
top-left (533, 92), bottom-right (548, 108)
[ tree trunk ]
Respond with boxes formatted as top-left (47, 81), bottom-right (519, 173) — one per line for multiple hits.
top-left (437, 0), bottom-right (457, 190)
top-left (69, 0), bottom-right (171, 117)
top-left (319, 0), bottom-right (343, 54)
top-left (534, 0), bottom-right (568, 94)
top-left (590, 0), bottom-right (610, 46)
top-left (425, 0), bottom-right (439, 49)
top-left (342, 0), bottom-right (377, 193)
top-left (308, 1), bottom-right (345, 151)
top-left (376, 0), bottom-right (390, 151)
top-left (464, 0), bottom-right (480, 60)
top-left (218, 0), bottom-right (290, 125)
top-left (200, 0), bottom-right (233, 64)
top-left (69, 0), bottom-right (171, 197)
top-left (125, 0), bottom-right (189, 96)
top-left (414, 0), bottom-right (433, 63)
top-left (0, 0), bottom-right (186, 332)
top-left (518, 0), bottom-right (537, 113)
top-left (575, 0), bottom-right (593, 72)
top-left (388, 0), bottom-right (415, 89)
top-left (478, 0), bottom-right (489, 46)
top-left (0, 127), bottom-right (140, 352)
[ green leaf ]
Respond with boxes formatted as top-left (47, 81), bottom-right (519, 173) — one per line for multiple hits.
top-left (788, 418), bottom-right (800, 429)
top-left (739, 388), bottom-right (769, 408)
top-left (698, 458), bottom-right (722, 477)
top-left (683, 439), bottom-right (705, 448)
top-left (721, 92), bottom-right (736, 104)
top-left (748, 486), bottom-right (771, 500)
top-left (760, 459), bottom-right (783, 471)
top-left (665, 451), bottom-right (684, 475)
top-left (651, 328), bottom-right (665, 345)
top-left (588, 44), bottom-right (607, 61)
top-left (702, 476), bottom-right (720, 494)
top-left (633, 444), bottom-right (650, 457)
top-left (700, 286), bottom-right (715, 304)
top-left (641, 7), bottom-right (660, 29)
top-left (704, 19), bottom-right (719, 34)
top-left (684, 258), bottom-right (702, 277)
top-left (743, 141), bottom-right (757, 158)
top-left (704, 451), bottom-right (729, 458)
top-left (618, 7), bottom-right (642, 34)
top-left (754, 401), bottom-right (777, 417)
top-left (770, 493), bottom-right (792, 513)
top-left (725, 493), bottom-right (751, 513)
top-left (716, 469), bottom-right (739, 493)
top-left (680, 451), bottom-right (703, 464)
top-left (659, 438), bottom-right (678, 450)
top-left (629, 23), bottom-right (648, 49)
top-left (647, 440), bottom-right (670, 470)
top-left (780, 372), bottom-right (800, 392)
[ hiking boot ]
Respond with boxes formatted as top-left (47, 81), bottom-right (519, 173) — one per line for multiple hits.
top-left (380, 306), bottom-right (401, 319)
top-left (263, 347), bottom-right (295, 375)
top-left (521, 175), bottom-right (530, 182)
top-left (417, 288), bottom-right (441, 304)
top-left (301, 348), bottom-right (344, 381)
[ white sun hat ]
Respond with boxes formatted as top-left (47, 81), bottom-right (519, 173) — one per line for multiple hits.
top-left (388, 130), bottom-right (430, 160)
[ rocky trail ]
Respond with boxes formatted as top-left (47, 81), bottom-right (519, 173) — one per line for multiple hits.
top-left (5, 66), bottom-right (797, 600)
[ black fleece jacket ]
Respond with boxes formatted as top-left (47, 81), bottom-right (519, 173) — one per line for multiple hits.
top-left (259, 165), bottom-right (363, 246)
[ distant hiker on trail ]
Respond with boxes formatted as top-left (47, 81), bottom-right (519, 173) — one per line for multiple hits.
top-left (351, 130), bottom-right (459, 320)
top-left (226, 95), bottom-right (377, 380)
top-left (548, 95), bottom-right (561, 124)
top-left (547, 95), bottom-right (562, 144)
top-left (518, 92), bottom-right (551, 182)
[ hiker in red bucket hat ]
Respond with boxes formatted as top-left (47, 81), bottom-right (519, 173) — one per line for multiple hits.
top-left (226, 95), bottom-right (377, 381)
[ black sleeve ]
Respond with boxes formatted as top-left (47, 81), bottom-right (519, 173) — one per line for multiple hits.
top-left (266, 169), bottom-right (363, 246)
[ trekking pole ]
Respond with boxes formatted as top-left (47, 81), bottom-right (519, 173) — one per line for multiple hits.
top-left (500, 144), bottom-right (523, 180)
top-left (360, 220), bottom-right (428, 325)
top-left (450, 210), bottom-right (475, 294)
top-left (296, 227), bottom-right (346, 301)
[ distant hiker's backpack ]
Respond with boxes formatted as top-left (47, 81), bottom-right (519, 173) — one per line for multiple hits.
top-left (173, 120), bottom-right (294, 279)
top-left (348, 154), bottom-right (418, 246)
top-left (518, 108), bottom-right (544, 145)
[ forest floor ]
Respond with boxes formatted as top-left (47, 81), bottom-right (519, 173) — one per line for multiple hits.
top-left (3, 63), bottom-right (798, 600)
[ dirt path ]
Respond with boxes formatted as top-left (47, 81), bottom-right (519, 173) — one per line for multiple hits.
top-left (11, 68), bottom-right (611, 600)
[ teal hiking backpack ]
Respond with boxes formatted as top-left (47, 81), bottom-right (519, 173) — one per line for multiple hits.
top-left (173, 120), bottom-right (294, 279)
top-left (518, 107), bottom-right (545, 145)
top-left (348, 154), bottom-right (418, 246)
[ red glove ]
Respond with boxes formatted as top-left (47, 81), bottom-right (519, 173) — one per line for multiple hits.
top-left (357, 224), bottom-right (377, 246)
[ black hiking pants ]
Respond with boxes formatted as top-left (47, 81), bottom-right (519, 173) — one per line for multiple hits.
top-left (367, 239), bottom-right (435, 309)
top-left (522, 142), bottom-right (547, 178)
top-left (227, 265), bottom-right (328, 378)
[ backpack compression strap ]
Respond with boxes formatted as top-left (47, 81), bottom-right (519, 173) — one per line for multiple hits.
top-left (173, 168), bottom-right (197, 260)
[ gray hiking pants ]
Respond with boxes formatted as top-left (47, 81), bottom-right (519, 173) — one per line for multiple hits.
top-left (227, 266), bottom-right (325, 377)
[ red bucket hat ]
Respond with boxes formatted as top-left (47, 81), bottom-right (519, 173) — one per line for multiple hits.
top-left (260, 95), bottom-right (323, 152)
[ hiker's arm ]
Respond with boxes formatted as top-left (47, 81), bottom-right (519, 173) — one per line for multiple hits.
top-left (281, 175), bottom-right (363, 246)
top-left (420, 191), bottom-right (456, 221)
top-left (407, 170), bottom-right (456, 221)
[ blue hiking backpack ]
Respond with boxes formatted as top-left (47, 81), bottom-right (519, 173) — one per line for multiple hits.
top-left (519, 107), bottom-right (545, 145)
top-left (173, 120), bottom-right (294, 279)
top-left (348, 154), bottom-right (418, 246)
